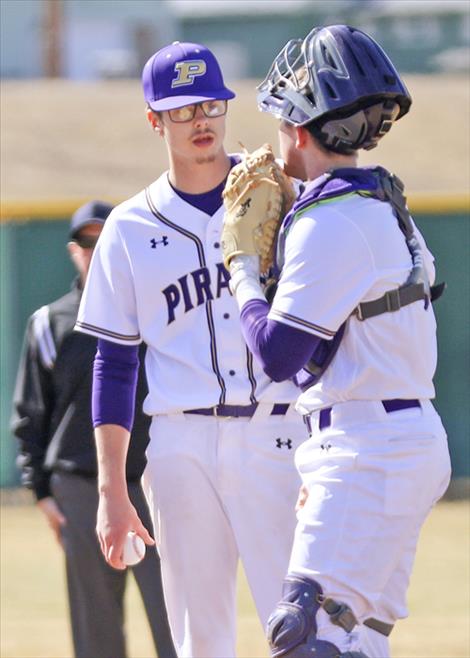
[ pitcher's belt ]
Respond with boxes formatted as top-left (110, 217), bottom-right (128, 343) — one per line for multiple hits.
top-left (184, 403), bottom-right (290, 418)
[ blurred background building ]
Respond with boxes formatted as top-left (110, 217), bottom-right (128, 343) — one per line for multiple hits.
top-left (1, 0), bottom-right (469, 81)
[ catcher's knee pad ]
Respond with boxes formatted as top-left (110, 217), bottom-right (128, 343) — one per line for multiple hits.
top-left (267, 576), bottom-right (369, 658)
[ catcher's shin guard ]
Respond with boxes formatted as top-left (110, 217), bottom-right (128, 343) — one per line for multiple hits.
top-left (267, 576), bottom-right (369, 658)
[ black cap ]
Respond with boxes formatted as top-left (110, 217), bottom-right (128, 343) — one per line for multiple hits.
top-left (70, 201), bottom-right (114, 239)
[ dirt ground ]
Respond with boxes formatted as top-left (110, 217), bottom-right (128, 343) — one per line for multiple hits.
top-left (1, 75), bottom-right (469, 205)
top-left (2, 499), bottom-right (469, 657)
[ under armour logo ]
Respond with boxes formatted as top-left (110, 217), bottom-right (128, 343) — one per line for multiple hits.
top-left (236, 198), bottom-right (251, 218)
top-left (150, 237), bottom-right (169, 248)
top-left (276, 438), bottom-right (293, 450)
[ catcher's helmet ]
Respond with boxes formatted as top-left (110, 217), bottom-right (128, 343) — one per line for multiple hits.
top-left (257, 25), bottom-right (412, 153)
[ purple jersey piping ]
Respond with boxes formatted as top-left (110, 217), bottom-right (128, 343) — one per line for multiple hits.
top-left (145, 187), bottom-right (227, 404)
top-left (269, 308), bottom-right (336, 338)
top-left (245, 346), bottom-right (258, 404)
top-left (75, 320), bottom-right (141, 342)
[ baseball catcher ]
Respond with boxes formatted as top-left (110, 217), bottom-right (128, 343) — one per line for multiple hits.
top-left (222, 24), bottom-right (450, 658)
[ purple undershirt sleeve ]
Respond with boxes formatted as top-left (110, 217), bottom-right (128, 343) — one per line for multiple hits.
top-left (240, 299), bottom-right (322, 382)
top-left (92, 339), bottom-right (139, 431)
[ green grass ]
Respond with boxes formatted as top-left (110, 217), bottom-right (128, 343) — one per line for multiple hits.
top-left (1, 499), bottom-right (469, 658)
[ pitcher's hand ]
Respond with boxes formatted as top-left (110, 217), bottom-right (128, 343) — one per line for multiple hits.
top-left (96, 490), bottom-right (154, 570)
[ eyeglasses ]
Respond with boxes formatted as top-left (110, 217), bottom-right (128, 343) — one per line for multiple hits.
top-left (73, 235), bottom-right (99, 249)
top-left (168, 100), bottom-right (227, 123)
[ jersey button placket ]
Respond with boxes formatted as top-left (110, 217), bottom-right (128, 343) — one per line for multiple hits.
top-left (206, 214), bottom-right (221, 260)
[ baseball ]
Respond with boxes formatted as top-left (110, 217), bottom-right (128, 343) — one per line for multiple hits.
top-left (122, 532), bottom-right (146, 566)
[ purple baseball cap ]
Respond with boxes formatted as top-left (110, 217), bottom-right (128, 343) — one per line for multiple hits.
top-left (142, 41), bottom-right (235, 112)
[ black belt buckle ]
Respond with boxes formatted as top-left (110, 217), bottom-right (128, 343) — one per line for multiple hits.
top-left (213, 405), bottom-right (222, 417)
top-left (213, 404), bottom-right (232, 417)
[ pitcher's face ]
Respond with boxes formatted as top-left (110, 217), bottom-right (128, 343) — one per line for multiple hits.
top-left (150, 101), bottom-right (227, 165)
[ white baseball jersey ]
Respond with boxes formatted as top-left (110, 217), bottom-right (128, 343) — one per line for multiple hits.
top-left (267, 193), bottom-right (438, 413)
top-left (76, 169), bottom-right (299, 415)
top-left (75, 165), bottom-right (307, 657)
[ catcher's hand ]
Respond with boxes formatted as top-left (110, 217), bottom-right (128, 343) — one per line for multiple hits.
top-left (221, 144), bottom-right (296, 274)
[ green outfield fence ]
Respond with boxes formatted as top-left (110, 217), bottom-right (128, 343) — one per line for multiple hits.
top-left (1, 196), bottom-right (469, 493)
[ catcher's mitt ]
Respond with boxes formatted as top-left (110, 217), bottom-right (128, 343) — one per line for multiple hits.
top-left (221, 144), bottom-right (296, 274)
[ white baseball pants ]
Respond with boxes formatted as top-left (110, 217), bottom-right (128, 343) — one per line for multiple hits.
top-left (289, 399), bottom-right (451, 657)
top-left (143, 405), bottom-right (305, 658)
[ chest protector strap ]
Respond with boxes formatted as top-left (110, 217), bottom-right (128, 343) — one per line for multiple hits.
top-left (352, 172), bottom-right (444, 320)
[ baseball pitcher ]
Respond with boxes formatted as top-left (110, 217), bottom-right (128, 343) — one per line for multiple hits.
top-left (75, 42), bottom-right (306, 657)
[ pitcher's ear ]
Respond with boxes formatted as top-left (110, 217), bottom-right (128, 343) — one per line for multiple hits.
top-left (146, 108), bottom-right (163, 134)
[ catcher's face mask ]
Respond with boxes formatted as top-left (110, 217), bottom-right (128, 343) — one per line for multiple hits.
top-left (257, 36), bottom-right (316, 126)
top-left (257, 24), bottom-right (411, 141)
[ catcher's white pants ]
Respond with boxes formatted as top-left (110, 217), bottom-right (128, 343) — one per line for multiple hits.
top-left (289, 399), bottom-right (451, 657)
top-left (143, 405), bottom-right (305, 658)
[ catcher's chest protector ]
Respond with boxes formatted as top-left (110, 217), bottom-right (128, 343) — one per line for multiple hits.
top-left (272, 166), bottom-right (444, 391)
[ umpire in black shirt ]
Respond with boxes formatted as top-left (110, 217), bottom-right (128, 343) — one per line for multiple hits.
top-left (11, 201), bottom-right (176, 658)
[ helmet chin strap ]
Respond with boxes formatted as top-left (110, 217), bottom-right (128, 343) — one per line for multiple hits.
top-left (311, 100), bottom-right (401, 154)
